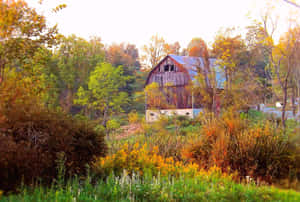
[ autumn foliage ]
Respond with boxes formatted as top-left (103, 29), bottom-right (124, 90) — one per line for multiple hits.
top-left (0, 75), bottom-right (107, 192)
top-left (92, 143), bottom-right (232, 181)
top-left (182, 112), bottom-right (298, 183)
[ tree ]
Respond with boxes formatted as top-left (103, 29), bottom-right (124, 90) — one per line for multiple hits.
top-left (258, 4), bottom-right (300, 126)
top-left (271, 27), bottom-right (300, 125)
top-left (188, 38), bottom-right (209, 58)
top-left (106, 42), bottom-right (140, 98)
top-left (106, 43), bottom-right (140, 69)
top-left (27, 47), bottom-right (61, 109)
top-left (0, 0), bottom-right (59, 82)
top-left (54, 35), bottom-right (105, 113)
top-left (144, 82), bottom-right (176, 110)
top-left (245, 22), bottom-right (273, 104)
top-left (75, 63), bottom-right (129, 127)
top-left (212, 29), bottom-right (260, 110)
top-left (163, 41), bottom-right (181, 55)
top-left (187, 38), bottom-right (211, 85)
top-left (293, 57), bottom-right (300, 116)
top-left (186, 38), bottom-right (217, 113)
top-left (212, 29), bottom-right (247, 91)
top-left (141, 35), bottom-right (167, 69)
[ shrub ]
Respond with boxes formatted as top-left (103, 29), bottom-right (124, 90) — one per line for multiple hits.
top-left (0, 77), bottom-right (107, 192)
top-left (106, 119), bottom-right (121, 134)
top-left (128, 111), bottom-right (139, 124)
top-left (182, 111), bottom-right (297, 183)
top-left (93, 143), bottom-right (205, 178)
top-left (126, 116), bottom-right (202, 161)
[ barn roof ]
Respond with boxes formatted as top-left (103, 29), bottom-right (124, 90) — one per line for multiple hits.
top-left (168, 55), bottom-right (225, 89)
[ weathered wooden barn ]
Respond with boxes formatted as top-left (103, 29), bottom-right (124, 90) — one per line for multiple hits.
top-left (145, 54), bottom-right (225, 121)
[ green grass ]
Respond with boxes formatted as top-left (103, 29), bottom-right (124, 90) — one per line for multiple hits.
top-left (2, 173), bottom-right (300, 202)
top-left (240, 109), bottom-right (267, 123)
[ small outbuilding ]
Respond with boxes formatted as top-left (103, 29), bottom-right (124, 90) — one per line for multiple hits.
top-left (145, 54), bottom-right (225, 122)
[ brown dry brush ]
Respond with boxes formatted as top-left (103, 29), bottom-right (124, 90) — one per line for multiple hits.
top-left (0, 84), bottom-right (107, 192)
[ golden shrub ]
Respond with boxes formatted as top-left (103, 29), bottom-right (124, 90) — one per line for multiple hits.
top-left (128, 111), bottom-right (139, 124)
top-left (182, 112), bottom-right (295, 182)
top-left (93, 143), bottom-right (226, 179)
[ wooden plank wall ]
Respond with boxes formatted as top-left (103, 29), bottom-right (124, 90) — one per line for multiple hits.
top-left (146, 58), bottom-right (195, 109)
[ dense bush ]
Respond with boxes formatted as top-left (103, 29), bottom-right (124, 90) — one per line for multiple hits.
top-left (128, 111), bottom-right (140, 124)
top-left (182, 112), bottom-right (298, 183)
top-left (93, 143), bottom-right (204, 178)
top-left (0, 76), bottom-right (107, 192)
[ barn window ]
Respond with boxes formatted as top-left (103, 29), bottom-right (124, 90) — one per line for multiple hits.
top-left (170, 65), bottom-right (175, 71)
top-left (164, 65), bottom-right (169, 72)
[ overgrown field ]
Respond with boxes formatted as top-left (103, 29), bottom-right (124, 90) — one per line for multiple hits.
top-left (1, 88), bottom-right (300, 201)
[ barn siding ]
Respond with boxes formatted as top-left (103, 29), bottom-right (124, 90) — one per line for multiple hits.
top-left (147, 59), bottom-right (190, 87)
top-left (148, 72), bottom-right (188, 86)
top-left (146, 56), bottom-right (194, 109)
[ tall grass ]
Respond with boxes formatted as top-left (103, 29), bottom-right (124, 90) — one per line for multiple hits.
top-left (2, 172), bottom-right (300, 202)
top-left (108, 115), bottom-right (201, 160)
top-left (183, 111), bottom-right (299, 184)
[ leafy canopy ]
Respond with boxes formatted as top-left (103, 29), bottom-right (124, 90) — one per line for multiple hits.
top-left (0, 0), bottom-right (58, 79)
top-left (75, 63), bottom-right (129, 121)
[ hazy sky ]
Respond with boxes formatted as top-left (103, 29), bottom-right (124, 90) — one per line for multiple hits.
top-left (26, 0), bottom-right (300, 49)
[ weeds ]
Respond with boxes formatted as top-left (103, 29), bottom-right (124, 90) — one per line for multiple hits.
top-left (2, 171), bottom-right (300, 202)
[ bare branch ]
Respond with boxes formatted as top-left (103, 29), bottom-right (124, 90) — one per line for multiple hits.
top-left (282, 0), bottom-right (300, 9)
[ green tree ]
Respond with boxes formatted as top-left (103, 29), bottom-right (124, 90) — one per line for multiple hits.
top-left (75, 63), bottom-right (129, 127)
top-left (245, 22), bottom-right (272, 104)
top-left (106, 42), bottom-right (140, 98)
top-left (54, 35), bottom-right (105, 112)
top-left (28, 47), bottom-right (61, 109)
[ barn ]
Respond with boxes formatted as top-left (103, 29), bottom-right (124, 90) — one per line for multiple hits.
top-left (145, 54), bottom-right (225, 122)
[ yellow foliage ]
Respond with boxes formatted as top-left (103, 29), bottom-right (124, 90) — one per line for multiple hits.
top-left (128, 111), bottom-right (139, 124)
top-left (93, 143), bottom-right (228, 179)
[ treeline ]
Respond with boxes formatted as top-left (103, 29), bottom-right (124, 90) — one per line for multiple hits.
top-left (1, 0), bottom-right (300, 128)
top-left (0, 1), bottom-right (148, 127)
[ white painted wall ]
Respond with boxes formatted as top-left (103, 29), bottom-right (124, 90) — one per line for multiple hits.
top-left (146, 108), bottom-right (203, 122)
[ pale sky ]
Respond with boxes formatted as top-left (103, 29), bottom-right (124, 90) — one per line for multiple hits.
top-left (26, 0), bottom-right (300, 50)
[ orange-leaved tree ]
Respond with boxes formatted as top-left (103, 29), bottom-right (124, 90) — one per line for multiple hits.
top-left (0, 0), bottom-right (60, 82)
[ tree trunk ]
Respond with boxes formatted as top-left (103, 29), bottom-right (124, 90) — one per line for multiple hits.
top-left (282, 84), bottom-right (288, 128)
top-left (298, 84), bottom-right (300, 119)
top-left (102, 105), bottom-right (109, 139)
top-left (0, 59), bottom-right (5, 84)
top-left (59, 88), bottom-right (73, 113)
top-left (102, 105), bottom-right (109, 127)
top-left (292, 86), bottom-right (296, 117)
top-left (212, 88), bottom-right (216, 115)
